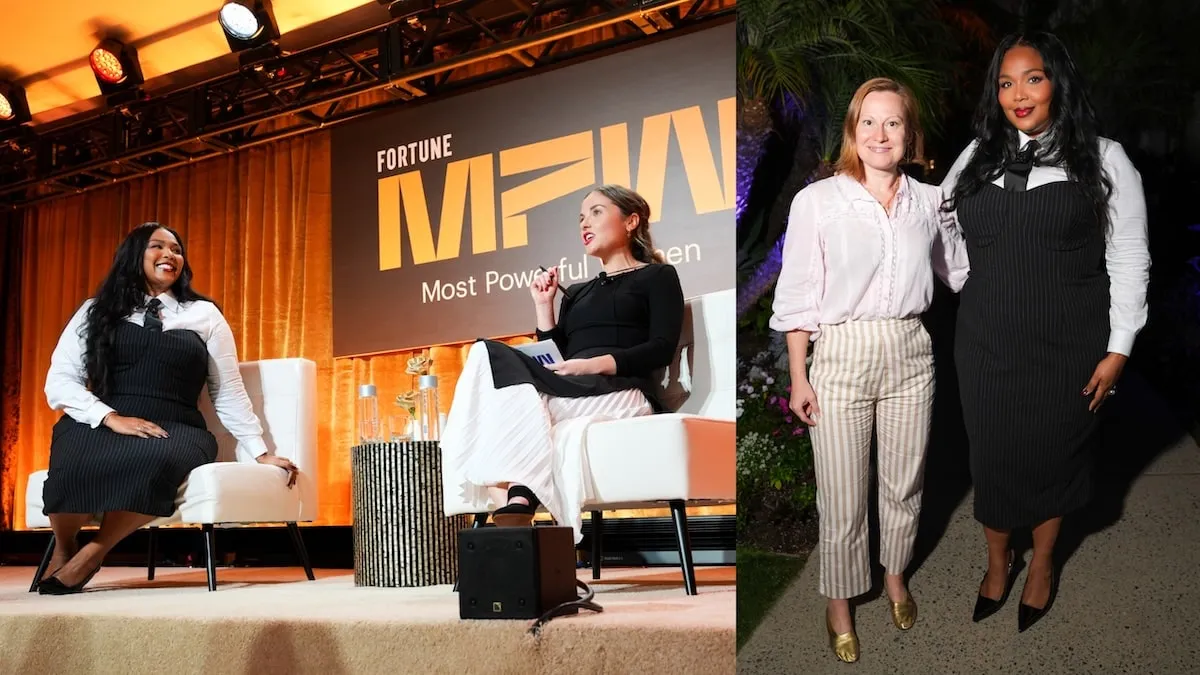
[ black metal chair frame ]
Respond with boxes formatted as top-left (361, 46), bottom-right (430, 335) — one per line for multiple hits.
top-left (28, 522), bottom-right (315, 592)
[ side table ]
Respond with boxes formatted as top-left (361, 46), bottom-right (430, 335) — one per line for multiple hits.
top-left (351, 441), bottom-right (471, 587)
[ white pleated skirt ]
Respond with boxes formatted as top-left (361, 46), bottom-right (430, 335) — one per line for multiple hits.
top-left (440, 341), bottom-right (653, 542)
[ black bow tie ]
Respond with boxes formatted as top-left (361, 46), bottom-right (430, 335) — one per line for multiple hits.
top-left (145, 298), bottom-right (164, 332)
top-left (1004, 140), bottom-right (1040, 192)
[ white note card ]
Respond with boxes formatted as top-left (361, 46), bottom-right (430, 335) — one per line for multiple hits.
top-left (511, 340), bottom-right (565, 368)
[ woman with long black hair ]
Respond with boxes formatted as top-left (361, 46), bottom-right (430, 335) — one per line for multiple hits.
top-left (941, 31), bottom-right (1150, 631)
top-left (38, 222), bottom-right (297, 594)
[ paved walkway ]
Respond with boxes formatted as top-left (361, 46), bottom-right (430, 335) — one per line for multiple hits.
top-left (738, 370), bottom-right (1200, 673)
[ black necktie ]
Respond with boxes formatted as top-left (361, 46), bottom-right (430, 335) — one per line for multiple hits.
top-left (1004, 140), bottom-right (1039, 192)
top-left (144, 298), bottom-right (164, 332)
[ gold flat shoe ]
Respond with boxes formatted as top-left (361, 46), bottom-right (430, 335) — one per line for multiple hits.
top-left (890, 593), bottom-right (917, 630)
top-left (826, 613), bottom-right (859, 663)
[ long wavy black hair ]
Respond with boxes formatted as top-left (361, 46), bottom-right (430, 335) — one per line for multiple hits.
top-left (83, 222), bottom-right (212, 398)
top-left (944, 31), bottom-right (1112, 227)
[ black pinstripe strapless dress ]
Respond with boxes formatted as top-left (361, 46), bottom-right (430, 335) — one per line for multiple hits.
top-left (43, 322), bottom-right (219, 517)
top-left (954, 181), bottom-right (1109, 529)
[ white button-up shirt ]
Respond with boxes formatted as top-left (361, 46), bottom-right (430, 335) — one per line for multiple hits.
top-left (44, 292), bottom-right (269, 462)
top-left (770, 173), bottom-right (969, 340)
top-left (940, 131), bottom-right (1151, 355)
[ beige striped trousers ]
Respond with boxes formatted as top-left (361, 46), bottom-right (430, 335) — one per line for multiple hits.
top-left (808, 318), bottom-right (934, 599)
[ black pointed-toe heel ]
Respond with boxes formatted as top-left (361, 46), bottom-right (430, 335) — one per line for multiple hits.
top-left (1017, 565), bottom-right (1059, 633)
top-left (973, 552), bottom-right (1021, 623)
top-left (492, 485), bottom-right (540, 527)
top-left (37, 564), bottom-right (102, 596)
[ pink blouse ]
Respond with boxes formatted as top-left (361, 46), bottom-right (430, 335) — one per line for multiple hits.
top-left (770, 173), bottom-right (968, 340)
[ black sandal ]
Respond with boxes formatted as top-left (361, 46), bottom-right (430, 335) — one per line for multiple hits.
top-left (492, 485), bottom-right (540, 527)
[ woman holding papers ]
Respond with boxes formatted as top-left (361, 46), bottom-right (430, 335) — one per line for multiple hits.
top-left (770, 78), bottom-right (968, 662)
top-left (440, 185), bottom-right (684, 542)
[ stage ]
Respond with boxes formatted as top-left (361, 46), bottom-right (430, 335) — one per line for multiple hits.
top-left (0, 565), bottom-right (734, 674)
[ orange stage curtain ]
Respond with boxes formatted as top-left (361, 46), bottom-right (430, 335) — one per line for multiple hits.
top-left (0, 126), bottom-right (732, 531)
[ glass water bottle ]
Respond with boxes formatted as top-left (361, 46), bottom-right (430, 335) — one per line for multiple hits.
top-left (357, 384), bottom-right (382, 444)
top-left (417, 375), bottom-right (441, 442)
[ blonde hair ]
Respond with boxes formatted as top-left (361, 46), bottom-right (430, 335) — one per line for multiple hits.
top-left (590, 184), bottom-right (665, 264)
top-left (834, 77), bottom-right (925, 181)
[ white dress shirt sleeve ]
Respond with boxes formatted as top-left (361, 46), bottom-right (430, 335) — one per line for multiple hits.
top-left (1100, 140), bottom-right (1151, 356)
top-left (769, 186), bottom-right (825, 339)
top-left (934, 142), bottom-right (979, 294)
top-left (44, 300), bottom-right (117, 428)
top-left (938, 140), bottom-right (977, 227)
top-left (203, 305), bottom-right (270, 462)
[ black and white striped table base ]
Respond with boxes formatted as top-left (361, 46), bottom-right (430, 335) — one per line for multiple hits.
top-left (351, 441), bottom-right (472, 587)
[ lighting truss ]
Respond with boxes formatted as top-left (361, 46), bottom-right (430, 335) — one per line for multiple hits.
top-left (0, 0), bottom-right (732, 210)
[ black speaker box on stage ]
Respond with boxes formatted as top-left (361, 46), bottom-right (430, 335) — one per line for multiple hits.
top-left (457, 526), bottom-right (578, 620)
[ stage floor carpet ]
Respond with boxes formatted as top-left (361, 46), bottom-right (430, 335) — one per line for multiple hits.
top-left (0, 565), bottom-right (734, 674)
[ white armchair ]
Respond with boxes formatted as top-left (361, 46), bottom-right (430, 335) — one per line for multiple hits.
top-left (445, 289), bottom-right (736, 595)
top-left (24, 358), bottom-right (319, 591)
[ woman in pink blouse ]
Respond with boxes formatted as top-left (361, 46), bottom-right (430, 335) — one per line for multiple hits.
top-left (770, 77), bottom-right (968, 662)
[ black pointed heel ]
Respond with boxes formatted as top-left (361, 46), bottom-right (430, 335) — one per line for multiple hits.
top-left (1017, 565), bottom-right (1059, 633)
top-left (492, 485), bottom-right (540, 527)
top-left (972, 552), bottom-right (1021, 623)
top-left (37, 564), bottom-right (102, 596)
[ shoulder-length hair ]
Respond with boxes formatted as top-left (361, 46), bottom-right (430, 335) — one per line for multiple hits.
top-left (943, 31), bottom-right (1111, 226)
top-left (835, 77), bottom-right (926, 182)
top-left (83, 222), bottom-right (213, 398)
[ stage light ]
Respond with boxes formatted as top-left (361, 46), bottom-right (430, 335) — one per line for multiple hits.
top-left (219, 2), bottom-right (261, 40)
top-left (219, 0), bottom-right (281, 63)
top-left (89, 39), bottom-right (144, 104)
top-left (0, 81), bottom-right (32, 126)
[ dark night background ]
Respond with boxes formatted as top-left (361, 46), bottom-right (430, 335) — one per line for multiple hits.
top-left (734, 0), bottom-right (1200, 606)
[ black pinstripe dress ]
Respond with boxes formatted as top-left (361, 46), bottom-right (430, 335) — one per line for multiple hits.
top-left (954, 181), bottom-right (1109, 529)
top-left (42, 322), bottom-right (219, 517)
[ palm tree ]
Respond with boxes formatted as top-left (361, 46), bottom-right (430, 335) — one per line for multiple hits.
top-left (736, 0), bottom-right (809, 225)
top-left (736, 0), bottom-right (954, 316)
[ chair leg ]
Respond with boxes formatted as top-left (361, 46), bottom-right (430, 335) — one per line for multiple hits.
top-left (147, 527), bottom-right (158, 581)
top-left (287, 522), bottom-right (316, 581)
top-left (590, 510), bottom-right (603, 580)
top-left (453, 513), bottom-right (489, 593)
top-left (668, 500), bottom-right (697, 596)
top-left (29, 534), bottom-right (55, 593)
top-left (202, 524), bottom-right (217, 591)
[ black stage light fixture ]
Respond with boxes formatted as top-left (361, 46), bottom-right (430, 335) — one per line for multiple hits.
top-left (0, 81), bottom-right (32, 126)
top-left (89, 39), bottom-right (144, 106)
top-left (376, 0), bottom-right (435, 21)
top-left (219, 1), bottom-right (282, 66)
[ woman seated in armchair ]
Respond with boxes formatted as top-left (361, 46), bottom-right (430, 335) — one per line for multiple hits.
top-left (441, 185), bottom-right (685, 543)
top-left (38, 222), bottom-right (297, 595)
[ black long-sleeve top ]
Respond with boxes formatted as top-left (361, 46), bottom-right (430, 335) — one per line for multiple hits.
top-left (535, 263), bottom-right (685, 378)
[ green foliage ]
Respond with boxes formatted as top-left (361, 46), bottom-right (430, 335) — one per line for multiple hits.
top-left (736, 336), bottom-right (816, 534)
top-left (737, 0), bottom-right (951, 131)
top-left (736, 293), bottom-right (775, 338)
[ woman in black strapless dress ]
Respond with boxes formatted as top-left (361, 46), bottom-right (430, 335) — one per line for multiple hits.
top-left (940, 32), bottom-right (1150, 631)
top-left (39, 222), bottom-right (299, 594)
